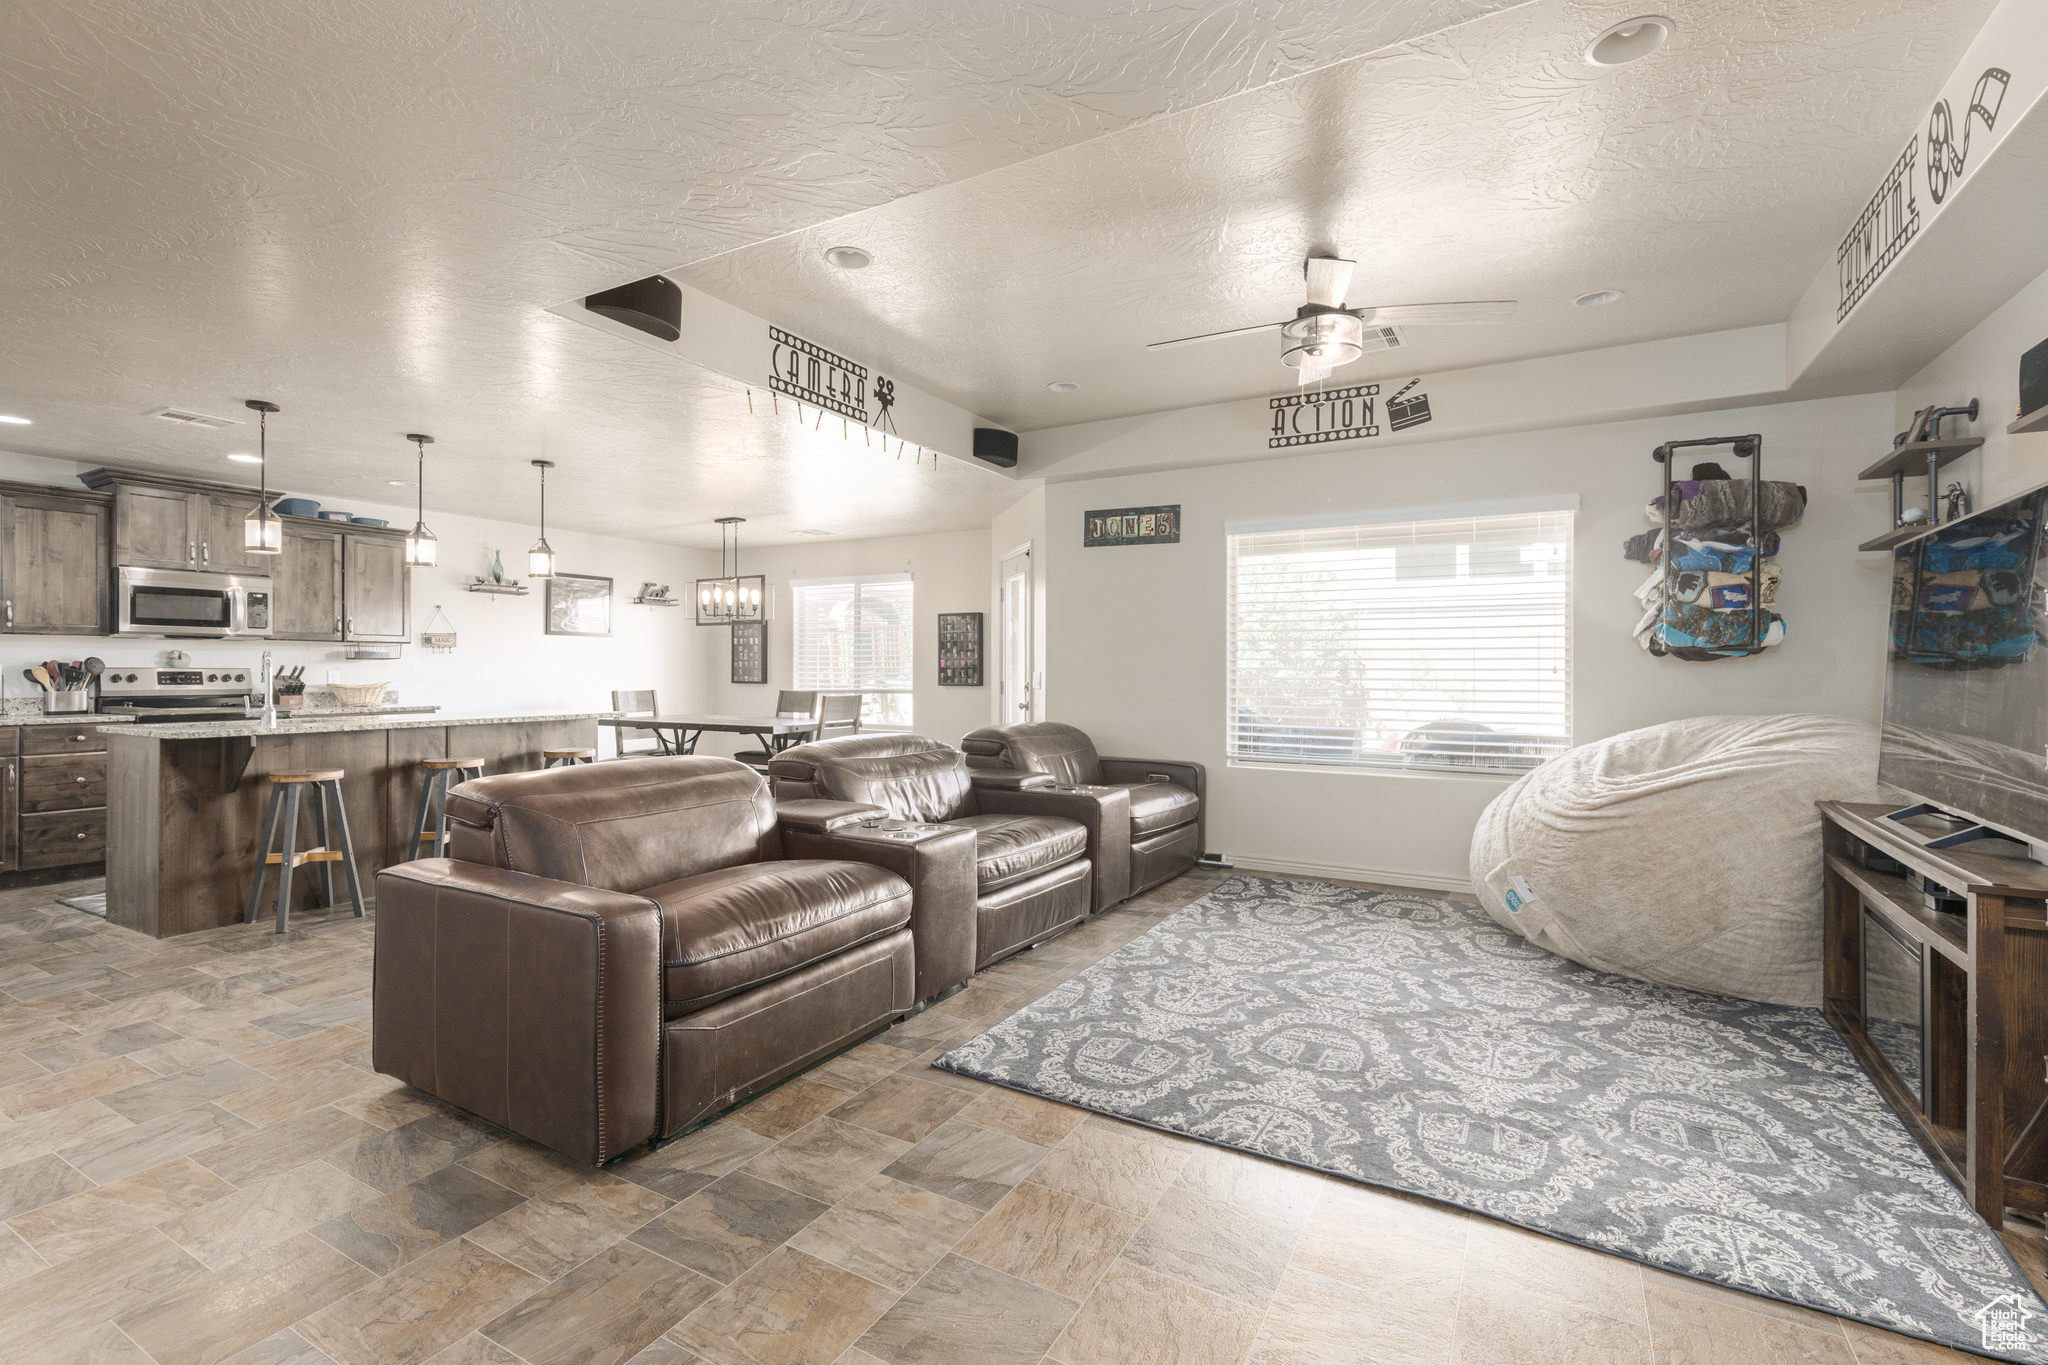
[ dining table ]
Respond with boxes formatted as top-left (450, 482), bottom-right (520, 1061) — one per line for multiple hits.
top-left (598, 713), bottom-right (820, 757)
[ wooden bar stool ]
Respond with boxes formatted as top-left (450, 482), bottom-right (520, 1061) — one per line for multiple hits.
top-left (246, 770), bottom-right (364, 934)
top-left (544, 748), bottom-right (596, 768)
top-left (411, 758), bottom-right (485, 860)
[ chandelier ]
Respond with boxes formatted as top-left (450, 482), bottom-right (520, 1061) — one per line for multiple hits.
top-left (697, 517), bottom-right (765, 626)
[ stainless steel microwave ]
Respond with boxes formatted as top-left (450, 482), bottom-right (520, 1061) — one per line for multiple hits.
top-left (115, 565), bottom-right (272, 638)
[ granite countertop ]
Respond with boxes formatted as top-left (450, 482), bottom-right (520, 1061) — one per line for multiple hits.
top-left (106, 710), bottom-right (616, 740)
top-left (15, 711), bottom-right (136, 726)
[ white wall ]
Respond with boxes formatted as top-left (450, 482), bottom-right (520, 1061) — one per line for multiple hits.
top-left (0, 450), bottom-right (718, 749)
top-left (1895, 262), bottom-right (2048, 509)
top-left (690, 528), bottom-right (993, 759)
top-left (1038, 393), bottom-right (1896, 890)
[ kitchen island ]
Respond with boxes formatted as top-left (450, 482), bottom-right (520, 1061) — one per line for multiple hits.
top-left (105, 710), bottom-right (606, 937)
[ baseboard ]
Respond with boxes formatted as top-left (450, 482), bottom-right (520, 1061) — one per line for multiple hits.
top-left (1227, 855), bottom-right (1475, 897)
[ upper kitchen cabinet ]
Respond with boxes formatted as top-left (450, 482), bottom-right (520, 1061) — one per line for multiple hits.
top-left (201, 494), bottom-right (276, 572)
top-left (0, 483), bottom-right (111, 635)
top-left (109, 482), bottom-right (198, 570)
top-left (273, 521), bottom-right (344, 641)
top-left (344, 531), bottom-right (408, 641)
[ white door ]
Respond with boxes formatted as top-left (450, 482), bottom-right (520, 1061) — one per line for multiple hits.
top-left (1000, 547), bottom-right (1032, 722)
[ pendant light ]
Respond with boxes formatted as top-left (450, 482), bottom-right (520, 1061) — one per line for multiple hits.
top-left (403, 433), bottom-right (438, 568)
top-left (696, 516), bottom-right (766, 626)
top-left (528, 459), bottom-right (556, 578)
top-left (242, 400), bottom-right (283, 554)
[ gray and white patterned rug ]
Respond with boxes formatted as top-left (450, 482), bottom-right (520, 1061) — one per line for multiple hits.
top-left (935, 875), bottom-right (2048, 1362)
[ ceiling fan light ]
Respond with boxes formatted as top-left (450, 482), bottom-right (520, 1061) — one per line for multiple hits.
top-left (1281, 311), bottom-right (1365, 371)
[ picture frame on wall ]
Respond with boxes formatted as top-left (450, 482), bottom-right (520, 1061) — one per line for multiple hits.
top-left (544, 573), bottom-right (613, 637)
top-left (731, 621), bottom-right (767, 684)
top-left (938, 612), bottom-right (984, 686)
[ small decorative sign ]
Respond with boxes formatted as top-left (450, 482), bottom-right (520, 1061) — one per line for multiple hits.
top-left (1387, 378), bottom-right (1433, 431)
top-left (1267, 378), bottom-right (1432, 448)
top-left (545, 574), bottom-right (613, 637)
top-left (938, 612), bottom-right (983, 686)
top-left (731, 621), bottom-right (766, 684)
top-left (769, 326), bottom-right (867, 422)
top-left (1085, 506), bottom-right (1180, 547)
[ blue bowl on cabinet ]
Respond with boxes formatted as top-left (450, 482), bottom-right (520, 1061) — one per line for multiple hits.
top-left (317, 510), bottom-right (354, 522)
top-left (350, 517), bottom-right (388, 527)
top-left (274, 498), bottom-right (321, 518)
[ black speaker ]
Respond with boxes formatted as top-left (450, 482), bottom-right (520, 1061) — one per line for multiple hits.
top-left (585, 275), bottom-right (682, 343)
top-left (973, 428), bottom-right (1018, 468)
top-left (2022, 335), bottom-right (2048, 421)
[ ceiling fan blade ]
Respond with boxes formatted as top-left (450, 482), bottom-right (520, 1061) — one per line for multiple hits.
top-left (1304, 257), bottom-right (1356, 309)
top-left (1352, 300), bottom-right (1517, 326)
top-left (1145, 319), bottom-right (1288, 350)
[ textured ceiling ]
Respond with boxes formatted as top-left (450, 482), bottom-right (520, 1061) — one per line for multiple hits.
top-left (0, 0), bottom-right (1525, 547)
top-left (676, 0), bottom-right (2004, 430)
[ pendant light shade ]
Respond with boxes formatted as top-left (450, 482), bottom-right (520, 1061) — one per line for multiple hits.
top-left (243, 400), bottom-right (284, 554)
top-left (696, 517), bottom-right (766, 626)
top-left (403, 433), bottom-right (438, 568)
top-left (528, 460), bottom-right (556, 578)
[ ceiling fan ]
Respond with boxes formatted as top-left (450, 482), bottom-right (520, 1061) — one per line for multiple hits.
top-left (1147, 256), bottom-right (1516, 385)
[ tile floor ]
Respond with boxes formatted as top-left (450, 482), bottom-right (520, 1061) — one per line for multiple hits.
top-left (0, 868), bottom-right (2034, 1364)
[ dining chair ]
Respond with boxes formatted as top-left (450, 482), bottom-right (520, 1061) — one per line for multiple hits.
top-left (733, 691), bottom-right (820, 772)
top-left (816, 692), bottom-right (862, 739)
top-left (611, 689), bottom-right (669, 757)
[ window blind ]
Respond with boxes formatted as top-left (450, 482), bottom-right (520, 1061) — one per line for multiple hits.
top-left (792, 574), bottom-right (914, 726)
top-left (1227, 510), bottom-right (1571, 773)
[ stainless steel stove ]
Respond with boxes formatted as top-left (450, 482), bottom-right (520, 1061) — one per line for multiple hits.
top-left (97, 665), bottom-right (260, 722)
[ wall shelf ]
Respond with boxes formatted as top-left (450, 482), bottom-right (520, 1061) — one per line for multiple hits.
top-left (466, 581), bottom-right (528, 596)
top-left (1856, 438), bottom-right (1985, 482)
top-left (2012, 406), bottom-right (2048, 436)
top-left (631, 597), bottom-right (682, 607)
top-left (1858, 523), bottom-right (1936, 554)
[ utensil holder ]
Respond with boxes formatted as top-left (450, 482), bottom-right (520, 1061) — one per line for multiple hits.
top-left (43, 692), bottom-right (89, 714)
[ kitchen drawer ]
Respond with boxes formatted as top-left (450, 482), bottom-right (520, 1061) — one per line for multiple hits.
top-left (20, 809), bottom-right (104, 868)
top-left (0, 728), bottom-right (18, 755)
top-left (23, 725), bottom-right (105, 755)
top-left (22, 752), bottom-right (104, 812)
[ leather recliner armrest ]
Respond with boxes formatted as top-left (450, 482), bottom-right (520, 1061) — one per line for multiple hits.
top-left (979, 783), bottom-right (1132, 913)
top-left (781, 824), bottom-right (978, 1005)
top-left (1098, 757), bottom-right (1207, 857)
top-left (775, 799), bottom-right (890, 835)
top-left (967, 768), bottom-right (1055, 792)
top-left (373, 860), bottom-right (662, 1167)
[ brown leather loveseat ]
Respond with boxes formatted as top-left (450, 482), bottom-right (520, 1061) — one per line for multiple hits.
top-left (962, 721), bottom-right (1205, 898)
top-left (373, 757), bottom-right (937, 1165)
top-left (769, 734), bottom-right (1129, 969)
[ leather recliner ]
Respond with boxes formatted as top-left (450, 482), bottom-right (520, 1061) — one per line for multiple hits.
top-left (768, 734), bottom-right (1129, 968)
top-left (372, 756), bottom-right (954, 1166)
top-left (961, 721), bottom-right (1205, 899)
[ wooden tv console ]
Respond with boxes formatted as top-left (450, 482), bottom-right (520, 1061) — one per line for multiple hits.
top-left (1821, 801), bottom-right (2048, 1224)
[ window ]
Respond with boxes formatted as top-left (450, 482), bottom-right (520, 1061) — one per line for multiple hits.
top-left (1227, 506), bottom-right (1572, 773)
top-left (792, 573), bottom-right (914, 728)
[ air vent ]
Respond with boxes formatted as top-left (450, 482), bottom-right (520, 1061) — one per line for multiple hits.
top-left (792, 529), bottom-right (833, 536)
top-left (147, 406), bottom-right (242, 429)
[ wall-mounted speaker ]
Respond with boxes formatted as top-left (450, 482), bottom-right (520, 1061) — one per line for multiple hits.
top-left (585, 275), bottom-right (682, 343)
top-left (973, 428), bottom-right (1018, 468)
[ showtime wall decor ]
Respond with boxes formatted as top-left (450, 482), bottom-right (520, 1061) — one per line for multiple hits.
top-left (1086, 505), bottom-right (1180, 547)
top-left (544, 573), bottom-right (613, 637)
top-left (937, 612), bottom-right (983, 686)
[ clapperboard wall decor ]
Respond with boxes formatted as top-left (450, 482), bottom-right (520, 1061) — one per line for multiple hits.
top-left (1084, 505), bottom-right (1180, 547)
top-left (731, 621), bottom-right (766, 684)
top-left (937, 612), bottom-right (984, 686)
top-left (1387, 378), bottom-right (1433, 431)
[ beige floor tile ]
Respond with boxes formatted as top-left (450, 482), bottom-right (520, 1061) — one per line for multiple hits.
top-left (18, 1319), bottom-right (157, 1365)
top-left (1049, 1258), bottom-right (1264, 1365)
top-left (8, 1228), bottom-right (212, 1358)
top-left (217, 1327), bottom-right (340, 1364)
top-left (1640, 1270), bottom-right (1853, 1364)
top-left (827, 1076), bottom-right (976, 1145)
top-left (421, 1332), bottom-right (522, 1365)
top-left (58, 1104), bottom-right (253, 1187)
top-left (1289, 1183), bottom-right (1469, 1293)
top-left (1461, 1217), bottom-right (1644, 1324)
top-left (323, 1110), bottom-right (507, 1194)
top-left (1453, 1278), bottom-right (1651, 1364)
top-left (1120, 1184), bottom-right (1300, 1306)
top-left (955, 1088), bottom-right (1086, 1148)
top-left (1026, 1121), bottom-right (1190, 1218)
top-left (855, 1251), bottom-right (1077, 1365)
top-left (741, 1117), bottom-right (912, 1206)
top-left (1172, 1147), bottom-right (1325, 1230)
top-left (0, 1053), bottom-right (156, 1119)
top-left (215, 1059), bottom-right (382, 1127)
top-left (192, 1105), bottom-right (379, 1185)
top-left (117, 1231), bottom-right (378, 1365)
top-left (0, 1151), bottom-right (96, 1221)
top-left (952, 1181), bottom-right (1137, 1301)
top-left (0, 1098), bottom-right (134, 1168)
top-left (468, 1171), bottom-right (672, 1280)
top-left (632, 1171), bottom-right (831, 1285)
top-left (10, 1157), bottom-right (236, 1266)
top-left (298, 1237), bottom-right (543, 1365)
top-left (617, 1121), bottom-right (780, 1201)
top-left (728, 1078), bottom-right (860, 1142)
top-left (456, 1138), bottom-right (585, 1198)
top-left (310, 1162), bottom-right (529, 1275)
top-left (95, 1059), bottom-right (272, 1124)
top-left (0, 1220), bottom-right (52, 1286)
top-left (788, 1175), bottom-right (985, 1293)
top-left (158, 1160), bottom-right (380, 1271)
top-left (669, 1245), bottom-right (896, 1365)
top-left (881, 1119), bottom-right (1047, 1212)
top-left (129, 1037), bottom-right (240, 1077)
top-left (1837, 1320), bottom-right (1979, 1363)
top-left (1248, 1263), bottom-right (1458, 1365)
top-left (808, 1051), bottom-right (900, 1094)
top-left (481, 1239), bottom-right (719, 1364)
top-left (1639, 1268), bottom-right (1848, 1337)
top-left (332, 1085), bottom-right (449, 1131)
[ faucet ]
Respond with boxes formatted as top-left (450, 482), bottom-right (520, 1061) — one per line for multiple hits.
top-left (259, 650), bottom-right (278, 729)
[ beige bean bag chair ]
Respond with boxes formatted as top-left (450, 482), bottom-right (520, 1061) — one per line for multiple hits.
top-left (1469, 714), bottom-right (1883, 1007)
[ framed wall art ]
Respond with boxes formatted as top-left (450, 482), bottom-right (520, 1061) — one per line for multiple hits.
top-left (731, 621), bottom-right (767, 684)
top-left (544, 573), bottom-right (613, 637)
top-left (1085, 505), bottom-right (1180, 546)
top-left (938, 612), bottom-right (983, 686)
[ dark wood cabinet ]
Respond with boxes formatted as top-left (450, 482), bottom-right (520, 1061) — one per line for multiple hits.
top-left (12, 724), bottom-right (106, 873)
top-left (275, 523), bottom-right (344, 640)
top-left (202, 495), bottom-right (272, 572)
top-left (0, 485), bottom-right (110, 635)
top-left (345, 532), bottom-right (409, 641)
top-left (112, 483), bottom-right (199, 570)
top-left (0, 731), bottom-right (19, 873)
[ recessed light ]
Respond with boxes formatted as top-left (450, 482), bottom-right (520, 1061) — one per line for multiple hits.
top-left (1586, 16), bottom-right (1673, 66)
top-left (1574, 288), bottom-right (1626, 307)
top-left (0, 415), bottom-right (30, 425)
top-left (792, 528), bottom-right (833, 536)
top-left (1048, 381), bottom-right (1081, 393)
top-left (387, 479), bottom-right (413, 486)
top-left (227, 452), bottom-right (262, 463)
top-left (824, 246), bottom-right (872, 270)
